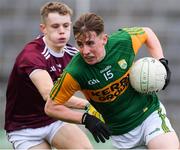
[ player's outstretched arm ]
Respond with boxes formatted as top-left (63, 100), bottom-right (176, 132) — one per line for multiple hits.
top-left (45, 98), bottom-right (111, 143)
top-left (64, 96), bottom-right (89, 109)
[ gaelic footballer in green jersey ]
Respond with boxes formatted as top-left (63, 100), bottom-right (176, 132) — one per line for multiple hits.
top-left (46, 13), bottom-right (178, 149)
top-left (50, 27), bottom-right (160, 135)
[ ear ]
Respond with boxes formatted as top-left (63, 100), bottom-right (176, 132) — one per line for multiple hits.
top-left (40, 23), bottom-right (46, 34)
top-left (102, 34), bottom-right (108, 45)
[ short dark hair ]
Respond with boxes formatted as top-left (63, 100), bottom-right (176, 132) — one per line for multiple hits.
top-left (73, 13), bottom-right (104, 40)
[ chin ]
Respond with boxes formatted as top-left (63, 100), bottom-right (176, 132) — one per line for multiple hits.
top-left (86, 60), bottom-right (97, 65)
top-left (58, 42), bottom-right (66, 46)
top-left (57, 43), bottom-right (66, 48)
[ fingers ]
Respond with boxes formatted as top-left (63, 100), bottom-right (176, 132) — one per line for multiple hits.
top-left (92, 123), bottom-right (111, 143)
top-left (82, 113), bottom-right (111, 143)
top-left (98, 124), bottom-right (111, 139)
top-left (92, 131), bottom-right (106, 143)
top-left (92, 132), bottom-right (100, 143)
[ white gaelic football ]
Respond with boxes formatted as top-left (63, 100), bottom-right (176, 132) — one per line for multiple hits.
top-left (129, 57), bottom-right (167, 94)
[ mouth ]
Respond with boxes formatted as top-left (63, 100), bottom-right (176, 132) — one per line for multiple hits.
top-left (57, 38), bottom-right (66, 43)
top-left (85, 55), bottom-right (94, 59)
top-left (84, 56), bottom-right (95, 62)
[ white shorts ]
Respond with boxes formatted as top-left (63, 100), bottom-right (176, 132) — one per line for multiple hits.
top-left (7, 120), bottom-right (65, 150)
top-left (111, 103), bottom-right (175, 149)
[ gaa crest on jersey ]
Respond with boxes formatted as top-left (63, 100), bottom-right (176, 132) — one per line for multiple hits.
top-left (118, 59), bottom-right (127, 69)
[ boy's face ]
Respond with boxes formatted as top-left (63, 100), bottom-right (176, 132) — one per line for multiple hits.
top-left (76, 31), bottom-right (107, 65)
top-left (40, 12), bottom-right (71, 52)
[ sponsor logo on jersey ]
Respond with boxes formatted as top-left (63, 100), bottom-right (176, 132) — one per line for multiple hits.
top-left (83, 71), bottom-right (130, 102)
top-left (100, 65), bottom-right (112, 73)
top-left (50, 66), bottom-right (57, 72)
top-left (56, 64), bottom-right (62, 72)
top-left (50, 64), bottom-right (62, 72)
top-left (118, 59), bottom-right (127, 69)
top-left (88, 79), bottom-right (100, 85)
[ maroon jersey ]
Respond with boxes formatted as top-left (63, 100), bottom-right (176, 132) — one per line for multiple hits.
top-left (5, 36), bottom-right (78, 132)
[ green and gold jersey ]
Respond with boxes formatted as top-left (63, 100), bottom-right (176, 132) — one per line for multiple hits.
top-left (50, 27), bottom-right (160, 135)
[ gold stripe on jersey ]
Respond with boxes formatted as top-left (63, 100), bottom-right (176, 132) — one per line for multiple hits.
top-left (82, 71), bottom-right (130, 103)
top-left (51, 73), bottom-right (67, 99)
top-left (50, 72), bottom-right (81, 104)
top-left (123, 27), bottom-right (147, 54)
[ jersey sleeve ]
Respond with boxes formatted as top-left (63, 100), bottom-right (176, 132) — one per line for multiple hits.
top-left (18, 46), bottom-right (46, 76)
top-left (50, 72), bottom-right (81, 104)
top-left (123, 27), bottom-right (147, 54)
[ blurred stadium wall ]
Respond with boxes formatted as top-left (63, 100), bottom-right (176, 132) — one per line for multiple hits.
top-left (0, 0), bottom-right (180, 148)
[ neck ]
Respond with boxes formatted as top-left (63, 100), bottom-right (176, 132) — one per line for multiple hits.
top-left (43, 36), bottom-right (63, 53)
top-left (98, 49), bottom-right (106, 63)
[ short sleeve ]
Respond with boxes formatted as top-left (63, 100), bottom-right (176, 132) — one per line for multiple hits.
top-left (122, 27), bottom-right (147, 54)
top-left (50, 72), bottom-right (81, 104)
top-left (18, 47), bottom-right (46, 75)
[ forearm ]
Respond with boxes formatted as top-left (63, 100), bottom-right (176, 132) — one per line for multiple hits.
top-left (143, 27), bottom-right (164, 59)
top-left (45, 98), bottom-right (83, 124)
top-left (64, 96), bottom-right (89, 109)
top-left (30, 69), bottom-right (53, 101)
top-left (45, 98), bottom-right (111, 143)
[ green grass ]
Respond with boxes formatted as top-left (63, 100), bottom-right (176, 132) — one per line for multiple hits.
top-left (0, 130), bottom-right (13, 149)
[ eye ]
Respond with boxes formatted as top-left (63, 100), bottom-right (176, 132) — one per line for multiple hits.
top-left (51, 24), bottom-right (59, 29)
top-left (63, 23), bottom-right (70, 28)
top-left (77, 41), bottom-right (83, 48)
top-left (86, 41), bottom-right (95, 46)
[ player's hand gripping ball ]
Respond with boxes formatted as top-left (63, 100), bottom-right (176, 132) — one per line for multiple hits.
top-left (129, 57), bottom-right (167, 94)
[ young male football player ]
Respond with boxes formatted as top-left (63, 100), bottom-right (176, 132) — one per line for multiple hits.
top-left (5, 2), bottom-right (93, 149)
top-left (45, 13), bottom-right (179, 149)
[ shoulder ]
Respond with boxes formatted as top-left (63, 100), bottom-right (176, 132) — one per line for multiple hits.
top-left (121, 27), bottom-right (147, 38)
top-left (25, 36), bottom-right (45, 52)
top-left (120, 27), bottom-right (147, 54)
top-left (107, 27), bottom-right (146, 46)
top-left (21, 36), bottom-right (45, 55)
top-left (64, 44), bottom-right (79, 56)
top-left (106, 28), bottom-right (133, 50)
top-left (64, 53), bottom-right (85, 74)
top-left (108, 28), bottom-right (131, 43)
top-left (66, 52), bottom-right (82, 68)
top-left (16, 36), bottom-right (46, 65)
top-left (109, 27), bottom-right (145, 38)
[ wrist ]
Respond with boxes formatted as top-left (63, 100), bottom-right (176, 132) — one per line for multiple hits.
top-left (84, 103), bottom-right (90, 110)
top-left (81, 112), bottom-right (88, 124)
top-left (159, 58), bottom-right (168, 65)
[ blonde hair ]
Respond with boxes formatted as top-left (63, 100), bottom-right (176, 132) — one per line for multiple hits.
top-left (40, 1), bottom-right (73, 23)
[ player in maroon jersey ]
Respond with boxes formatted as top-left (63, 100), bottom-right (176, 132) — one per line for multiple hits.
top-left (4, 2), bottom-right (93, 149)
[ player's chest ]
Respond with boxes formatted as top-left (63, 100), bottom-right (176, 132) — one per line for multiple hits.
top-left (47, 56), bottom-right (72, 79)
top-left (81, 58), bottom-right (130, 90)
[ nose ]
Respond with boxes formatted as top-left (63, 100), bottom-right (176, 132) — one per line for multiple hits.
top-left (58, 26), bottom-right (65, 34)
top-left (82, 45), bottom-right (91, 55)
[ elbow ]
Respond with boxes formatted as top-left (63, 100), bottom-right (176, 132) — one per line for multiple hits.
top-left (143, 27), bottom-right (151, 31)
top-left (143, 27), bottom-right (153, 35)
top-left (44, 99), bottom-right (54, 117)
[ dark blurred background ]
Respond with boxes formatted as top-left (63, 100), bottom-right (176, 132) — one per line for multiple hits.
top-left (0, 0), bottom-right (180, 148)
